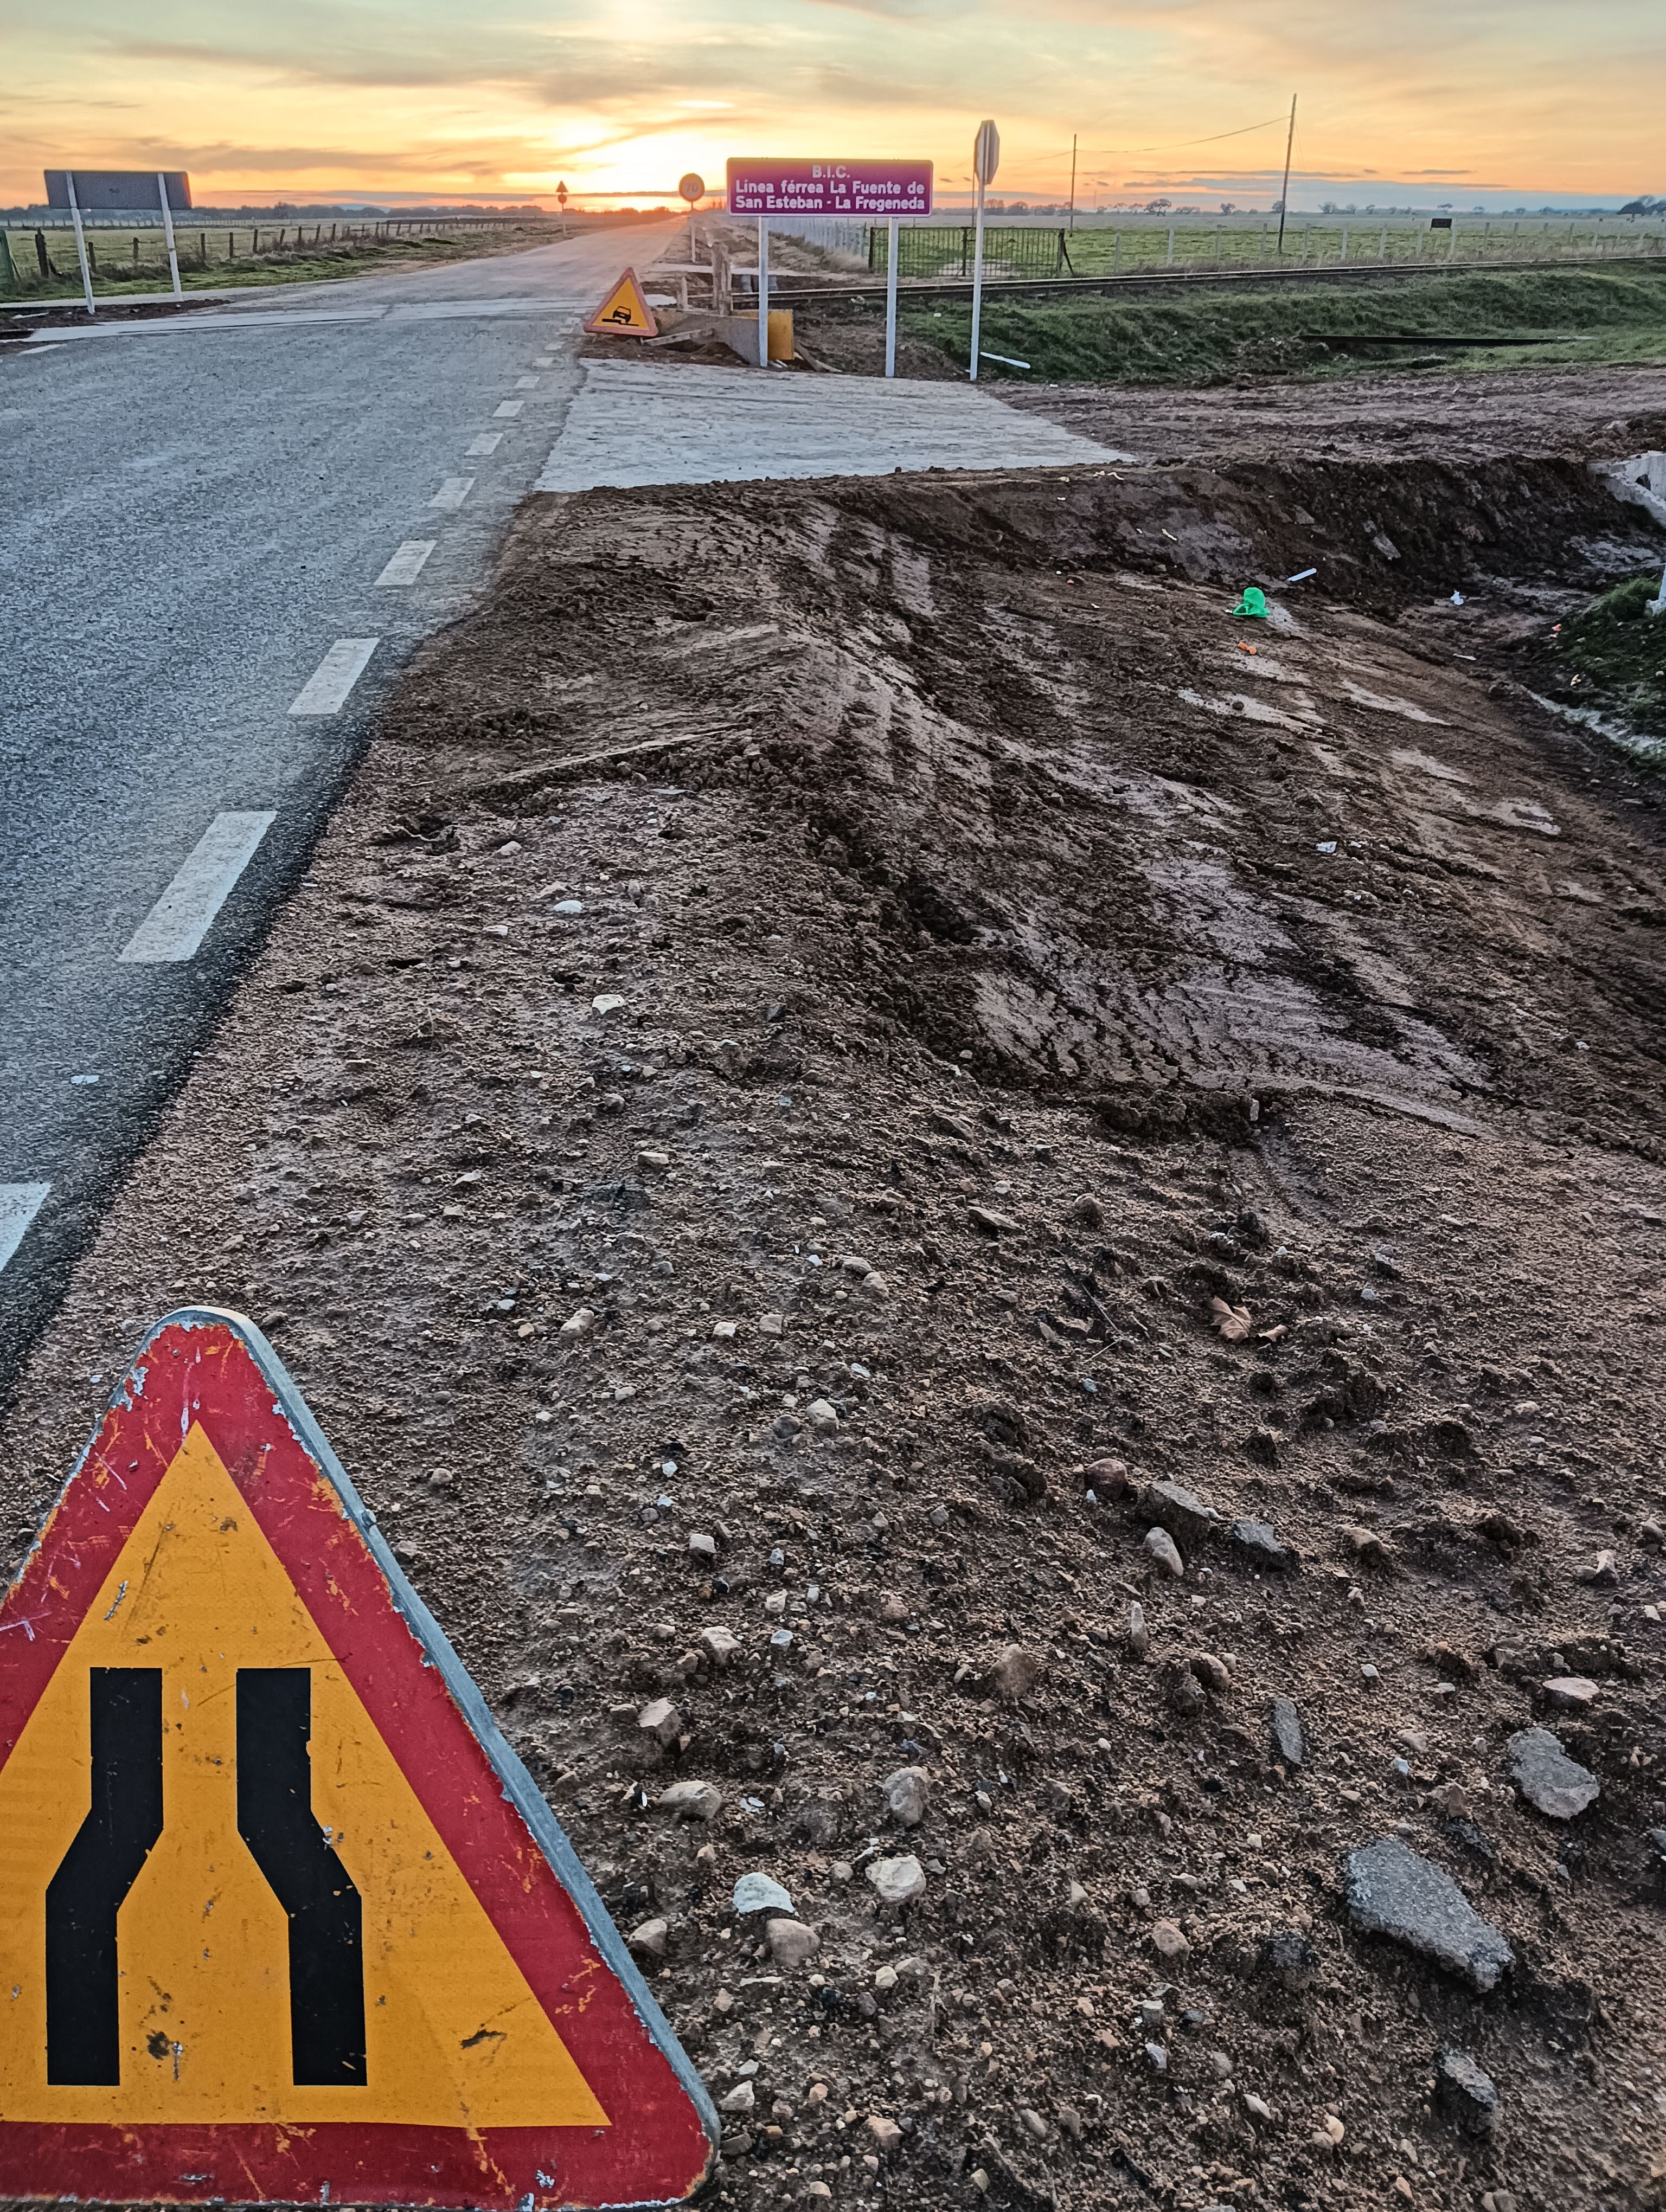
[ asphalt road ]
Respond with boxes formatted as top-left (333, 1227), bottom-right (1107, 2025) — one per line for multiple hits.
top-left (0, 222), bottom-right (680, 1393)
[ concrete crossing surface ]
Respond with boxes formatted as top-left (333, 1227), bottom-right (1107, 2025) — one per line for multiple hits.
top-left (535, 360), bottom-right (1129, 492)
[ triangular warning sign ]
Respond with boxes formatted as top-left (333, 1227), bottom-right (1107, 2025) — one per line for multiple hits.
top-left (0, 1310), bottom-right (716, 2208)
top-left (582, 267), bottom-right (658, 337)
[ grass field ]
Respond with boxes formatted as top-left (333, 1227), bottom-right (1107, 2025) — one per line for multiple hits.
top-left (899, 265), bottom-right (1666, 382)
top-left (854, 210), bottom-right (1666, 284)
top-left (0, 217), bottom-right (571, 303)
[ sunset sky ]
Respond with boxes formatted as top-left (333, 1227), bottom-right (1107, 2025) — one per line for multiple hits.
top-left (3, 0), bottom-right (1658, 212)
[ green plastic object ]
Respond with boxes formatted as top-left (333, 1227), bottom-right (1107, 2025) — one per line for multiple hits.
top-left (1232, 586), bottom-right (1269, 619)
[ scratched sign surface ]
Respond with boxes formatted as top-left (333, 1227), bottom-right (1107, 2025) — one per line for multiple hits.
top-left (725, 158), bottom-right (933, 217)
top-left (0, 1310), bottom-right (715, 2208)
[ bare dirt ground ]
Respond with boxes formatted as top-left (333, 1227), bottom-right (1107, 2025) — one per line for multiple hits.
top-left (6, 387), bottom-right (1666, 2212)
top-left (1008, 366), bottom-right (1666, 467)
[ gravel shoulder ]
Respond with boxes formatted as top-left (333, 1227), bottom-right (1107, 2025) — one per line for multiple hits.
top-left (5, 411), bottom-right (1666, 2211)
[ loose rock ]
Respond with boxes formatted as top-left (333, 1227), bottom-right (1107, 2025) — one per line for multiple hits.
top-left (1257, 1929), bottom-right (1319, 1992)
top-left (733, 1872), bottom-right (795, 1915)
top-left (1542, 1675), bottom-right (1599, 1711)
top-left (1269, 1696), bottom-right (1305, 1767)
top-left (1343, 1838), bottom-right (1514, 1993)
top-left (882, 1765), bottom-right (931, 1828)
top-left (1433, 2047), bottom-right (1498, 2136)
top-left (637, 1696), bottom-right (681, 1745)
top-left (867, 1854), bottom-right (927, 1907)
top-left (658, 1778), bottom-right (723, 1822)
top-left (1138, 1478), bottom-right (1221, 1546)
top-left (1508, 1728), bottom-right (1600, 1819)
top-left (1151, 1919), bottom-right (1191, 1962)
top-left (766, 1917), bottom-right (821, 1969)
top-left (1230, 1516), bottom-right (1295, 1567)
top-left (1144, 1526), bottom-right (1184, 1578)
top-left (627, 1916), bottom-right (668, 1961)
top-left (992, 1643), bottom-right (1044, 1699)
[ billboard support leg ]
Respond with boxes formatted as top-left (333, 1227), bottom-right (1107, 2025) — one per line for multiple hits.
top-left (757, 215), bottom-right (768, 369)
top-left (157, 172), bottom-right (182, 300)
top-left (65, 174), bottom-right (95, 317)
top-left (885, 217), bottom-right (899, 378)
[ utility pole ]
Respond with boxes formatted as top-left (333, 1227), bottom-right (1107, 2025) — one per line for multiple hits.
top-left (1276, 94), bottom-right (1297, 254)
top-left (1068, 134), bottom-right (1077, 232)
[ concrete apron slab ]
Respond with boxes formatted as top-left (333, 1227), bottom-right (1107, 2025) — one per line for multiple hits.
top-left (534, 359), bottom-right (1131, 491)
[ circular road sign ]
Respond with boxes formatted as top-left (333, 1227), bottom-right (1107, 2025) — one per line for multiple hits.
top-left (678, 172), bottom-right (706, 205)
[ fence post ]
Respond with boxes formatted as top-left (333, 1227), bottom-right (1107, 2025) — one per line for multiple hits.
top-left (1340, 226), bottom-right (1348, 262)
top-left (0, 231), bottom-right (14, 295)
top-left (1380, 225), bottom-right (1387, 262)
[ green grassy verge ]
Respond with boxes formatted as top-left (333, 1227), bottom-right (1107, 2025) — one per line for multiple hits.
top-left (1554, 574), bottom-right (1666, 737)
top-left (0, 230), bottom-right (544, 306)
top-left (903, 266), bottom-right (1666, 384)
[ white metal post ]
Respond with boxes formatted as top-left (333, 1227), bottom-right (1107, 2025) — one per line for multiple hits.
top-left (157, 171), bottom-right (182, 299)
top-left (756, 214), bottom-right (768, 369)
top-left (65, 171), bottom-right (95, 317)
top-left (885, 216), bottom-right (899, 378)
top-left (1165, 226), bottom-right (1175, 266)
top-left (969, 178), bottom-right (986, 381)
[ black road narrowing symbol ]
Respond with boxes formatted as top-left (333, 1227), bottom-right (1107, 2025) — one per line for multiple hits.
top-left (46, 1669), bottom-right (164, 2085)
top-left (43, 1666), bottom-right (367, 2088)
top-left (236, 1668), bottom-right (367, 2086)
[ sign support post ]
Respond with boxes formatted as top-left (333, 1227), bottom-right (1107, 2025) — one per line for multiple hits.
top-left (156, 170), bottom-right (182, 299)
top-left (756, 214), bottom-right (769, 369)
top-left (63, 171), bottom-right (94, 317)
top-left (969, 118), bottom-right (999, 382)
top-left (885, 215), bottom-right (900, 377)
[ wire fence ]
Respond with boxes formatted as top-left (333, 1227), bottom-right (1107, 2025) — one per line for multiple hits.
top-left (789, 215), bottom-right (1666, 286)
top-left (0, 213), bottom-right (560, 300)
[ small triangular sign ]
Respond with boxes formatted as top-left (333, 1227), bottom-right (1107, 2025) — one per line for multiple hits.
top-left (0, 1310), bottom-right (716, 2208)
top-left (583, 267), bottom-right (659, 337)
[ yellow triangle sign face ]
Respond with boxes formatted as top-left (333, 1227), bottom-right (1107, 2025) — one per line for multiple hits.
top-left (0, 1310), bottom-right (716, 2208)
top-left (0, 1424), bottom-right (606, 2130)
top-left (584, 267), bottom-right (658, 336)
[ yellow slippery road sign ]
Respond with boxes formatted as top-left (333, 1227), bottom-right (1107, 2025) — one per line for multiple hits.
top-left (583, 267), bottom-right (659, 336)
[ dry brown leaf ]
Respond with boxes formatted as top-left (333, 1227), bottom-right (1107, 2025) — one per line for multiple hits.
top-left (1211, 1295), bottom-right (1253, 1342)
top-left (1258, 1323), bottom-right (1289, 1343)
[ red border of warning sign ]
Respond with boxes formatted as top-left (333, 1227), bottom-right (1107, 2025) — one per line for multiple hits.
top-left (0, 1311), bottom-right (716, 2209)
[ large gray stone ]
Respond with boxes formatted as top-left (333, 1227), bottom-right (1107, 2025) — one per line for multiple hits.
top-left (1508, 1728), bottom-right (1600, 1821)
top-left (1343, 1838), bottom-right (1514, 1993)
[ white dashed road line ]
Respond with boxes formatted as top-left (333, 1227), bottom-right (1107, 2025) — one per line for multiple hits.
top-left (494, 400), bottom-right (524, 419)
top-left (467, 433), bottom-right (503, 456)
top-left (118, 812), bottom-right (278, 963)
top-left (375, 540), bottom-right (436, 588)
top-left (430, 477), bottom-right (475, 510)
top-left (0, 1185), bottom-right (51, 1276)
top-left (289, 638), bottom-right (381, 716)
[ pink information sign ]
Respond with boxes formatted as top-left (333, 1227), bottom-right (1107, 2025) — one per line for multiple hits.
top-left (725, 159), bottom-right (933, 218)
